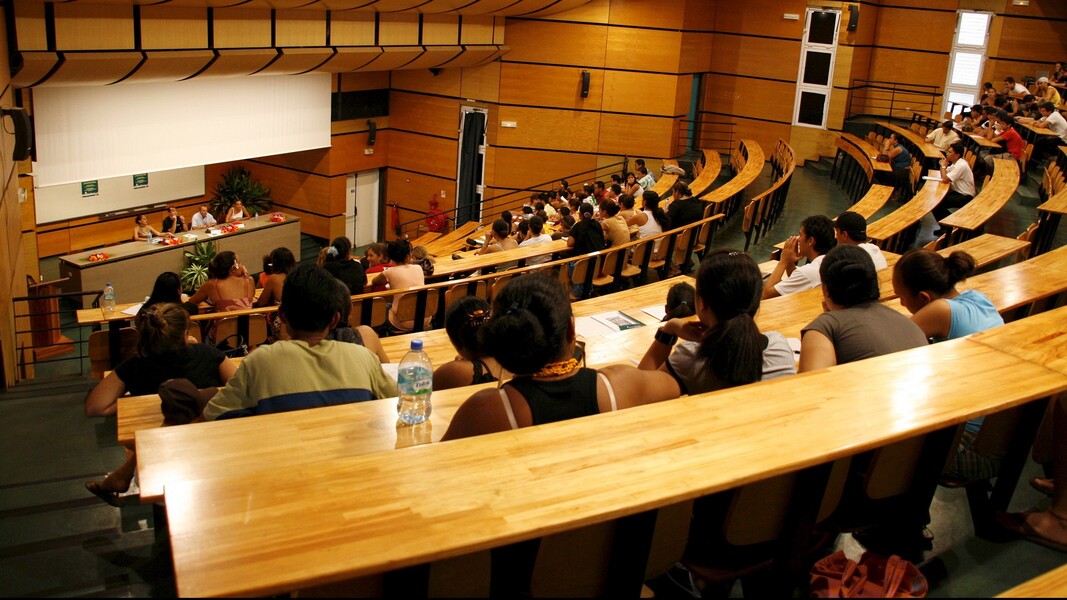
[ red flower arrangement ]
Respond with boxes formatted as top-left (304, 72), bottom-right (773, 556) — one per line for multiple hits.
top-left (160, 237), bottom-right (180, 246)
top-left (217, 223), bottom-right (238, 234)
top-left (269, 213), bottom-right (286, 223)
top-left (87, 253), bottom-right (110, 262)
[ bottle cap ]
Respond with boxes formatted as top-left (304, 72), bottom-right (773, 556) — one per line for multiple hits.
top-left (410, 339), bottom-right (423, 351)
top-left (106, 282), bottom-right (112, 286)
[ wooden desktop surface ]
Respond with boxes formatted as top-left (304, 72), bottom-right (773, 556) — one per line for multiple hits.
top-left (840, 132), bottom-right (892, 173)
top-left (997, 562), bottom-right (1067, 597)
top-left (880, 122), bottom-right (943, 160)
top-left (428, 239), bottom-right (569, 279)
top-left (867, 179), bottom-right (950, 242)
top-left (162, 332), bottom-right (1067, 597)
top-left (939, 158), bottom-right (1019, 231)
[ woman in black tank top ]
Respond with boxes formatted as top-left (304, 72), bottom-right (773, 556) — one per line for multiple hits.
top-left (441, 274), bottom-right (680, 440)
top-left (433, 296), bottom-right (503, 391)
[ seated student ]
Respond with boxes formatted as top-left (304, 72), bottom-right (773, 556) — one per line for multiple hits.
top-left (925, 120), bottom-right (961, 153)
top-left (324, 277), bottom-right (389, 363)
top-left (552, 206), bottom-right (575, 240)
top-left (666, 182), bottom-right (703, 230)
top-left (762, 214), bottom-right (837, 300)
top-left (600, 202), bottom-right (630, 248)
top-left (566, 203), bottom-right (606, 298)
top-left (202, 265), bottom-right (398, 420)
top-left (411, 245), bottom-right (436, 277)
top-left (960, 104), bottom-right (984, 132)
top-left (320, 236), bottom-right (367, 295)
top-left (892, 249), bottom-right (1004, 481)
top-left (441, 274), bottom-right (680, 441)
top-left (84, 303), bottom-right (237, 505)
top-left (997, 393), bottom-right (1067, 553)
top-left (185, 251), bottom-right (256, 313)
top-left (833, 211), bottom-right (888, 270)
top-left (640, 250), bottom-right (795, 395)
top-left (981, 111), bottom-right (1025, 178)
top-left (432, 296), bottom-right (503, 391)
top-left (478, 219), bottom-right (520, 255)
top-left (1035, 76), bottom-right (1062, 106)
top-left (132, 214), bottom-right (171, 242)
top-left (881, 132), bottom-right (913, 201)
top-left (225, 200), bottom-right (246, 223)
top-left (1021, 102), bottom-right (1067, 163)
top-left (191, 205), bottom-right (217, 230)
top-left (162, 206), bottom-right (187, 234)
top-left (663, 282), bottom-right (696, 320)
top-left (363, 242), bottom-right (391, 292)
top-left (799, 245), bottom-right (927, 372)
top-left (931, 142), bottom-right (976, 234)
top-left (518, 216), bottom-right (554, 265)
top-left (370, 239), bottom-right (428, 332)
top-left (135, 271), bottom-right (188, 323)
top-left (980, 81), bottom-right (997, 106)
top-left (255, 247), bottom-right (295, 309)
top-left (617, 193), bottom-right (638, 223)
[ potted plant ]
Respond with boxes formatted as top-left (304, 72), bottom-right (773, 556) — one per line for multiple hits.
top-left (209, 166), bottom-right (272, 218)
top-left (180, 240), bottom-right (217, 293)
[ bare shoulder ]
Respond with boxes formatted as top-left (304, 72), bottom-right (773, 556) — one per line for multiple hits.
top-left (599, 364), bottom-right (679, 407)
top-left (442, 387), bottom-right (510, 440)
top-left (433, 360), bottom-right (475, 391)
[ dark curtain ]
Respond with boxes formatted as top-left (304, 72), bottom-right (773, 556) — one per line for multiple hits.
top-left (456, 111), bottom-right (486, 226)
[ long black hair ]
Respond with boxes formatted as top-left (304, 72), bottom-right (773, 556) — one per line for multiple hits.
top-left (642, 191), bottom-right (671, 230)
top-left (694, 250), bottom-right (764, 387)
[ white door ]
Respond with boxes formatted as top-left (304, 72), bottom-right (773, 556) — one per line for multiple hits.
top-left (352, 169), bottom-right (379, 247)
top-left (941, 11), bottom-right (992, 116)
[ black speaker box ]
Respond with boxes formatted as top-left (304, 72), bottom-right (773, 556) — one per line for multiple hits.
top-left (3, 108), bottom-right (33, 161)
top-left (580, 71), bottom-right (590, 98)
top-left (847, 6), bottom-right (859, 32)
top-left (367, 119), bottom-right (377, 146)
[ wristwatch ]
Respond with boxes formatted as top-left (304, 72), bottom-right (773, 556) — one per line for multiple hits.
top-left (654, 329), bottom-right (678, 346)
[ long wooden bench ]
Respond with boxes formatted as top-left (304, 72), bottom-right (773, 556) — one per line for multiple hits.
top-left (1030, 189), bottom-right (1067, 257)
top-left (687, 149), bottom-right (723, 198)
top-left (877, 121), bottom-right (944, 168)
top-left (646, 159), bottom-right (680, 198)
top-left (701, 139), bottom-right (765, 220)
top-left (848, 184), bottom-right (895, 219)
top-left (832, 136), bottom-right (876, 203)
top-left (742, 139), bottom-right (796, 251)
top-left (158, 309), bottom-right (1067, 597)
top-left (867, 178), bottom-right (951, 252)
top-left (939, 157), bottom-right (1020, 246)
top-left (422, 220), bottom-right (484, 257)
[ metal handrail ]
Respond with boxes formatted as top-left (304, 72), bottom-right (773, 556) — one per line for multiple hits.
top-left (846, 79), bottom-right (942, 121)
top-left (676, 118), bottom-right (736, 157)
top-left (12, 289), bottom-right (106, 380)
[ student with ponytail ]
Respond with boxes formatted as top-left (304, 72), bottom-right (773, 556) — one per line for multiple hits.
top-left (83, 303), bottom-right (238, 505)
top-left (639, 250), bottom-right (795, 394)
top-left (321, 236), bottom-right (367, 295)
top-left (799, 245), bottom-right (927, 372)
top-left (892, 249), bottom-right (1002, 341)
top-left (442, 274), bottom-right (680, 440)
top-left (432, 296), bottom-right (503, 391)
top-left (629, 190), bottom-right (671, 242)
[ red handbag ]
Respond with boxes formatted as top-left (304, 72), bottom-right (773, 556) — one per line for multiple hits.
top-left (810, 551), bottom-right (927, 598)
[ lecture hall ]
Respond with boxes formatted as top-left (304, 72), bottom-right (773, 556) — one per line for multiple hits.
top-left (1, 0), bottom-right (1066, 597)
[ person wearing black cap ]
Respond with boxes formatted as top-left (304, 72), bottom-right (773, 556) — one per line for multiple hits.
top-left (834, 211), bottom-right (888, 270)
top-left (925, 120), bottom-right (960, 153)
top-left (932, 141), bottom-right (975, 236)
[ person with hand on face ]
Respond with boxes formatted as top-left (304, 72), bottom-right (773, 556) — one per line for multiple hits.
top-left (185, 251), bottom-right (256, 313)
top-left (640, 250), bottom-right (795, 395)
top-left (882, 132), bottom-right (913, 201)
top-left (931, 141), bottom-right (976, 235)
top-left (162, 206), bottom-right (187, 234)
top-left (762, 215), bottom-right (837, 300)
top-left (925, 120), bottom-right (961, 153)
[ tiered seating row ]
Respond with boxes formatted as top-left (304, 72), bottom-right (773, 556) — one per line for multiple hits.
top-left (742, 139), bottom-right (796, 251)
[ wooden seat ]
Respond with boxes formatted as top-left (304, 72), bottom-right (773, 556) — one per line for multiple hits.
top-left (565, 254), bottom-right (597, 299)
top-left (211, 314), bottom-right (269, 349)
top-left (1020, 143), bottom-right (1034, 176)
top-left (88, 327), bottom-right (138, 379)
top-left (390, 288), bottom-right (439, 333)
top-left (591, 249), bottom-right (620, 290)
top-left (351, 296), bottom-right (388, 329)
top-left (444, 280), bottom-right (488, 311)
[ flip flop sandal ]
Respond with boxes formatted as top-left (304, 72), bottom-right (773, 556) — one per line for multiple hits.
top-left (85, 480), bottom-right (127, 508)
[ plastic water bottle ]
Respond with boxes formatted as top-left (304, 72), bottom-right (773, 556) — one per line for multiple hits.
top-left (397, 339), bottom-right (433, 425)
top-left (103, 282), bottom-right (116, 312)
top-left (147, 229), bottom-right (153, 244)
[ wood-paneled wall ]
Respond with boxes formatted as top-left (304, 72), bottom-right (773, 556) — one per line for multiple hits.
top-left (1, 9), bottom-right (28, 387)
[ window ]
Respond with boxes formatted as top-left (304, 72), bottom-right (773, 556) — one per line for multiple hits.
top-left (793, 9), bottom-right (841, 129)
top-left (942, 11), bottom-right (991, 116)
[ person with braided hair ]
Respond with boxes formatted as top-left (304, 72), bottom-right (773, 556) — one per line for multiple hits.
top-left (799, 245), bottom-right (927, 372)
top-left (639, 250), bottom-right (795, 395)
top-left (432, 296), bottom-right (503, 391)
top-left (83, 303), bottom-right (238, 505)
top-left (442, 274), bottom-right (680, 441)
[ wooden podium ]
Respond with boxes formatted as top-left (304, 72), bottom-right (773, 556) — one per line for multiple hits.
top-left (26, 276), bottom-right (75, 361)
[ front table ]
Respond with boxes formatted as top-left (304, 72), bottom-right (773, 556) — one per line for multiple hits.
top-left (59, 215), bottom-right (300, 308)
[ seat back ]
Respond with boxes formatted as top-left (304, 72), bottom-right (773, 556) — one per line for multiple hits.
top-left (211, 314), bottom-right (270, 349)
top-left (393, 289), bottom-right (440, 333)
top-left (444, 280), bottom-right (489, 311)
top-left (88, 327), bottom-right (138, 379)
top-left (351, 296), bottom-right (389, 329)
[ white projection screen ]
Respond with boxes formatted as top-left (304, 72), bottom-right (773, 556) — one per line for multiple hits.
top-left (32, 73), bottom-right (332, 190)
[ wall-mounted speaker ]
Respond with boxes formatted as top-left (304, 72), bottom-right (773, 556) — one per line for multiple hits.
top-left (580, 70), bottom-right (590, 98)
top-left (2, 108), bottom-right (34, 161)
top-left (367, 119), bottom-right (377, 146)
top-left (847, 5), bottom-right (859, 32)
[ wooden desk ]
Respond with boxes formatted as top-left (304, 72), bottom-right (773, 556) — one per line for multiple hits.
top-left (963, 132), bottom-right (1001, 152)
top-left (1032, 190), bottom-right (1067, 256)
top-left (647, 159), bottom-right (680, 198)
top-left (58, 215), bottom-right (299, 308)
top-left (849, 185), bottom-right (895, 219)
top-left (878, 122), bottom-right (943, 167)
top-left (428, 239), bottom-right (568, 279)
top-left (867, 179), bottom-right (950, 252)
top-left (1016, 121), bottom-right (1061, 145)
top-left (688, 150), bottom-right (723, 197)
top-left (840, 133), bottom-right (892, 173)
top-left (997, 563), bottom-right (1067, 597)
top-left (970, 305), bottom-right (1067, 376)
top-left (940, 158), bottom-right (1020, 243)
top-left (162, 336), bottom-right (1067, 597)
top-left (702, 140), bottom-right (764, 217)
top-left (422, 221), bottom-right (484, 257)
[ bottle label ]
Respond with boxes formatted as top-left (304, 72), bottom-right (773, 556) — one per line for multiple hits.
top-left (412, 379), bottom-right (431, 393)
